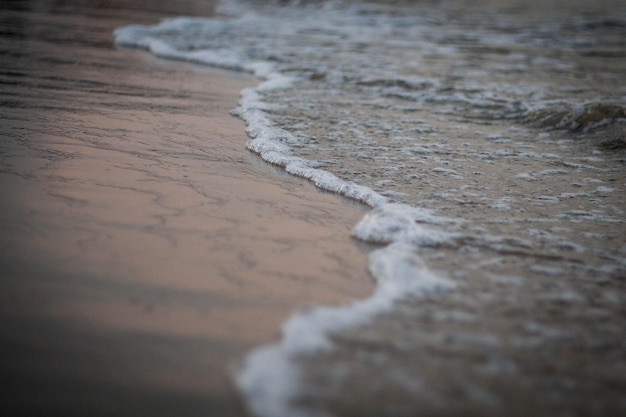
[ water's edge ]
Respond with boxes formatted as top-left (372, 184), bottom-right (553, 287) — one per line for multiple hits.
top-left (113, 1), bottom-right (626, 415)
top-left (114, 10), bottom-right (459, 417)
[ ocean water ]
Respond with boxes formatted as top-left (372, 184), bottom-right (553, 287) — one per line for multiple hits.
top-left (116, 0), bottom-right (626, 416)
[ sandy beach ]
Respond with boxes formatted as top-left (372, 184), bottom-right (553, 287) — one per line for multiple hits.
top-left (117, 2), bottom-right (625, 416)
top-left (4, 0), bottom-right (626, 416)
top-left (0, 1), bottom-right (373, 415)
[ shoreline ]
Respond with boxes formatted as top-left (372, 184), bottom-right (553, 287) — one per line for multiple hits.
top-left (0, 1), bottom-right (373, 415)
top-left (121, 2), bottom-right (626, 417)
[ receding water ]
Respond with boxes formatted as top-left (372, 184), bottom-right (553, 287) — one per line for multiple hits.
top-left (7, 0), bottom-right (624, 416)
top-left (116, 1), bottom-right (626, 416)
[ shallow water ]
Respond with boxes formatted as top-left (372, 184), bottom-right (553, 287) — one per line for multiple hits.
top-left (114, 0), bottom-right (626, 415)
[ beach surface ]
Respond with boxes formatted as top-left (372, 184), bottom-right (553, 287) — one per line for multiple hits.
top-left (4, 0), bottom-right (626, 416)
top-left (114, 2), bottom-right (625, 416)
top-left (0, 1), bottom-right (373, 415)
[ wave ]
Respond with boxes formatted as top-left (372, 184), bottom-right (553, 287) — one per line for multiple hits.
top-left (114, 1), bottom-right (626, 415)
top-left (114, 6), bottom-right (466, 415)
top-left (525, 102), bottom-right (626, 132)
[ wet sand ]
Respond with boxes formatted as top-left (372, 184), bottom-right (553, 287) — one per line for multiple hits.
top-left (0, 1), bottom-right (372, 416)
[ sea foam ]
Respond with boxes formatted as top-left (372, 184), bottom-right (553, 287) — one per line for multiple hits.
top-left (115, 8), bottom-right (456, 417)
top-left (114, 1), bottom-right (626, 415)
top-left (238, 239), bottom-right (454, 417)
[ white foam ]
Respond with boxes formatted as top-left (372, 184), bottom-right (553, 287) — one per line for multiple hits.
top-left (115, 19), bottom-right (248, 72)
top-left (351, 203), bottom-right (462, 245)
top-left (237, 241), bottom-right (455, 417)
top-left (530, 265), bottom-right (564, 276)
top-left (112, 3), bottom-right (626, 415)
top-left (516, 172), bottom-right (538, 182)
top-left (595, 186), bottom-right (615, 194)
top-left (236, 346), bottom-right (301, 417)
top-left (540, 169), bottom-right (569, 176)
top-left (231, 56), bottom-right (462, 412)
top-left (114, 10), bottom-right (461, 415)
top-left (490, 197), bottom-right (513, 210)
top-left (432, 167), bottom-right (462, 178)
top-left (114, 18), bottom-right (296, 83)
top-left (232, 144), bottom-right (459, 415)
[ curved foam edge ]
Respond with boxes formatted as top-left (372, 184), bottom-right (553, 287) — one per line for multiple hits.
top-left (232, 65), bottom-right (459, 416)
top-left (114, 15), bottom-right (457, 417)
top-left (237, 242), bottom-right (455, 417)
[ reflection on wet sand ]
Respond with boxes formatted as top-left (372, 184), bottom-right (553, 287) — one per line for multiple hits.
top-left (0, 1), bottom-right (372, 416)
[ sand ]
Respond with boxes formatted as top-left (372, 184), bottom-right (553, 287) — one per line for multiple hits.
top-left (0, 1), bottom-right (373, 416)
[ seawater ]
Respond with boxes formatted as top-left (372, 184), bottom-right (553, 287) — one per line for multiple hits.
top-left (115, 1), bottom-right (626, 416)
